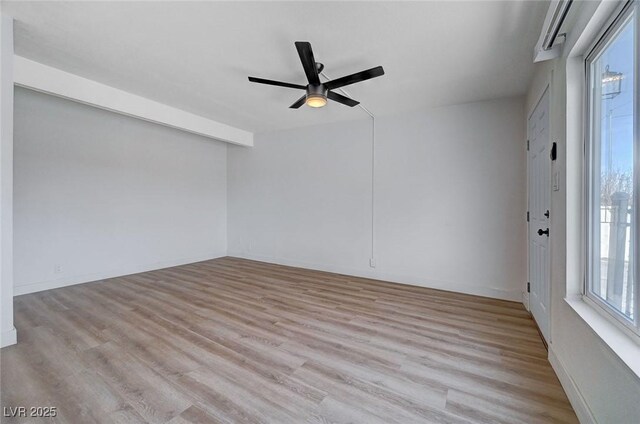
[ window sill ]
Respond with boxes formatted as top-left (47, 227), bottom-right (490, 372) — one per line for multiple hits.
top-left (565, 296), bottom-right (640, 381)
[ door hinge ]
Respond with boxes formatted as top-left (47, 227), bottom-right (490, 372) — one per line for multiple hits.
top-left (527, 282), bottom-right (531, 293)
top-left (527, 140), bottom-right (530, 151)
top-left (527, 211), bottom-right (530, 222)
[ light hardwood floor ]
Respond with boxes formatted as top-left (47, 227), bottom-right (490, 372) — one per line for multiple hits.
top-left (1, 257), bottom-right (577, 423)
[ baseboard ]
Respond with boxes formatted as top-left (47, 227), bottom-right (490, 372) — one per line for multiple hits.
top-left (1, 327), bottom-right (17, 348)
top-left (14, 251), bottom-right (227, 296)
top-left (228, 252), bottom-right (522, 302)
top-left (548, 347), bottom-right (597, 424)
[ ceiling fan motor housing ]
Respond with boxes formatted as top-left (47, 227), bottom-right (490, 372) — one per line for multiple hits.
top-left (306, 84), bottom-right (327, 99)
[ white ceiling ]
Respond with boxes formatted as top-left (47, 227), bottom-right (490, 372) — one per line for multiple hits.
top-left (3, 1), bottom-right (548, 133)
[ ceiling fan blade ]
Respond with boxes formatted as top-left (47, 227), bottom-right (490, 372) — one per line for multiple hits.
top-left (295, 41), bottom-right (320, 85)
top-left (324, 66), bottom-right (385, 90)
top-left (289, 95), bottom-right (307, 109)
top-left (248, 76), bottom-right (306, 90)
top-left (327, 91), bottom-right (359, 107)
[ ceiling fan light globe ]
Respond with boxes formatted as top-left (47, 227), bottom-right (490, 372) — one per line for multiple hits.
top-left (306, 94), bottom-right (327, 108)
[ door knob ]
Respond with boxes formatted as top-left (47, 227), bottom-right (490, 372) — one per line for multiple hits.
top-left (544, 210), bottom-right (550, 218)
top-left (538, 228), bottom-right (549, 236)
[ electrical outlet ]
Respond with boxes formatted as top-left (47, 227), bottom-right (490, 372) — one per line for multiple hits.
top-left (54, 264), bottom-right (62, 274)
top-left (369, 258), bottom-right (376, 268)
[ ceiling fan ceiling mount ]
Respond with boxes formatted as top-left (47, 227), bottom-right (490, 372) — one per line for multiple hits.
top-left (248, 41), bottom-right (384, 109)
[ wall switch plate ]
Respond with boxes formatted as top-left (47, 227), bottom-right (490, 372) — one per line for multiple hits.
top-left (553, 172), bottom-right (560, 191)
top-left (54, 264), bottom-right (62, 274)
top-left (369, 258), bottom-right (376, 268)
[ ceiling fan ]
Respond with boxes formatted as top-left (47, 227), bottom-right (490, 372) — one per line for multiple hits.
top-left (248, 41), bottom-right (385, 109)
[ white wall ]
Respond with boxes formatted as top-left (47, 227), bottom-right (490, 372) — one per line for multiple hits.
top-left (228, 97), bottom-right (527, 301)
top-left (13, 87), bottom-right (228, 295)
top-left (0, 15), bottom-right (16, 347)
top-left (228, 118), bottom-right (373, 273)
top-left (524, 1), bottom-right (640, 421)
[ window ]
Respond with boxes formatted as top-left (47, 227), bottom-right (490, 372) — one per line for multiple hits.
top-left (586, 1), bottom-right (639, 337)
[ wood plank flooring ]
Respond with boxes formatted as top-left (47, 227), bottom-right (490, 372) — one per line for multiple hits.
top-left (1, 257), bottom-right (577, 423)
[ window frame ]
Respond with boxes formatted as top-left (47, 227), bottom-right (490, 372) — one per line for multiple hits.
top-left (584, 0), bottom-right (640, 340)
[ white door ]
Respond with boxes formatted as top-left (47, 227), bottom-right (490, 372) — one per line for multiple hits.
top-left (528, 88), bottom-right (551, 343)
